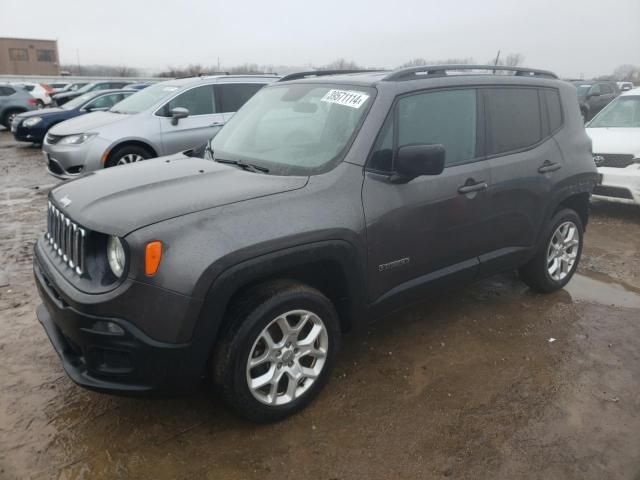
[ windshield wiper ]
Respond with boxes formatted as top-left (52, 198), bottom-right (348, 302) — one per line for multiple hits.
top-left (215, 158), bottom-right (269, 173)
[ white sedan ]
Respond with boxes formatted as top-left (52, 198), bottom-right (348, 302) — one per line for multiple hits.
top-left (586, 88), bottom-right (640, 206)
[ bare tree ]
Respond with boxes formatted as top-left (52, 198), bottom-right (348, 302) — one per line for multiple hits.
top-left (399, 57), bottom-right (474, 68)
top-left (613, 64), bottom-right (640, 83)
top-left (504, 53), bottom-right (524, 67)
top-left (320, 58), bottom-right (360, 70)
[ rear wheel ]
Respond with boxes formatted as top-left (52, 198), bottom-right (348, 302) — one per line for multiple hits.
top-left (1, 109), bottom-right (22, 129)
top-left (105, 144), bottom-right (153, 168)
top-left (214, 281), bottom-right (341, 423)
top-left (36, 100), bottom-right (45, 109)
top-left (519, 209), bottom-right (583, 293)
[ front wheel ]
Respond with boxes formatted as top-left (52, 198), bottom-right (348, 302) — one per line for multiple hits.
top-left (519, 209), bottom-right (584, 293)
top-left (214, 281), bottom-right (341, 422)
top-left (105, 145), bottom-right (153, 168)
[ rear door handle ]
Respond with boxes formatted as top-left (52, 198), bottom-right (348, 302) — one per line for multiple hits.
top-left (458, 181), bottom-right (488, 194)
top-left (538, 161), bottom-right (562, 173)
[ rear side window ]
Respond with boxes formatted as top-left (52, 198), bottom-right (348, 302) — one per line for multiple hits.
top-left (217, 84), bottom-right (264, 113)
top-left (0, 86), bottom-right (16, 96)
top-left (543, 89), bottom-right (563, 133)
top-left (161, 85), bottom-right (215, 116)
top-left (484, 88), bottom-right (541, 155)
top-left (397, 89), bottom-right (477, 166)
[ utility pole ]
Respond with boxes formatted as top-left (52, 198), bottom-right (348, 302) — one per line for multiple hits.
top-left (217, 57), bottom-right (220, 72)
top-left (76, 49), bottom-right (81, 76)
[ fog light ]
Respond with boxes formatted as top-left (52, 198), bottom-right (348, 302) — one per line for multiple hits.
top-left (89, 321), bottom-right (125, 335)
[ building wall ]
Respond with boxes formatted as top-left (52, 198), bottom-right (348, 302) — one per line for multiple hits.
top-left (0, 38), bottom-right (60, 76)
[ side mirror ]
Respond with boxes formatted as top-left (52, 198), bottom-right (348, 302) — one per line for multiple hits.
top-left (394, 144), bottom-right (445, 181)
top-left (170, 107), bottom-right (189, 125)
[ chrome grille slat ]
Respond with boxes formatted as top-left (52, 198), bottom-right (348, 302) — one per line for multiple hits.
top-left (46, 202), bottom-right (87, 275)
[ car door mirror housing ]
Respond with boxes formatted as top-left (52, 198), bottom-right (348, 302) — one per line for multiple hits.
top-left (394, 144), bottom-right (446, 181)
top-left (170, 107), bottom-right (190, 125)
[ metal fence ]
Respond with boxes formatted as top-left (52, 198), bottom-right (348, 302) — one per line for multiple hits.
top-left (0, 74), bottom-right (169, 84)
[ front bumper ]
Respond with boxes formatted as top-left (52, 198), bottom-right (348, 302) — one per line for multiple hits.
top-left (13, 123), bottom-right (47, 144)
top-left (42, 136), bottom-right (110, 179)
top-left (34, 243), bottom-right (207, 394)
top-left (593, 166), bottom-right (640, 206)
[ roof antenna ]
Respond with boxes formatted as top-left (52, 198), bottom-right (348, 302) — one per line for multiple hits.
top-left (493, 50), bottom-right (501, 73)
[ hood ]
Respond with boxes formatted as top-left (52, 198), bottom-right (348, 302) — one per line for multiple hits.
top-left (586, 127), bottom-right (640, 155)
top-left (50, 157), bottom-right (309, 236)
top-left (53, 91), bottom-right (79, 100)
top-left (49, 111), bottom-right (127, 135)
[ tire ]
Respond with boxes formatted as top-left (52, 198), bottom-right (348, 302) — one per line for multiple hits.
top-left (581, 109), bottom-right (588, 123)
top-left (214, 280), bottom-right (341, 423)
top-left (36, 100), bottom-right (45, 109)
top-left (105, 144), bottom-right (153, 168)
top-left (1, 109), bottom-right (22, 129)
top-left (519, 208), bottom-right (584, 293)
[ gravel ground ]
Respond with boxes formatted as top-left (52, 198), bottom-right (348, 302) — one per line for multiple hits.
top-left (0, 129), bottom-right (639, 480)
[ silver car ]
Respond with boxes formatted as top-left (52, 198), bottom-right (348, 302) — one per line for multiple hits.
top-left (42, 75), bottom-right (277, 178)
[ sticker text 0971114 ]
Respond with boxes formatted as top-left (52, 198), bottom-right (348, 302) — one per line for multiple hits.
top-left (321, 89), bottom-right (370, 109)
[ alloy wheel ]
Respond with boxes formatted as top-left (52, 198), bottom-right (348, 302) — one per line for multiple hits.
top-left (116, 153), bottom-right (145, 165)
top-left (546, 221), bottom-right (580, 281)
top-left (246, 309), bottom-right (329, 406)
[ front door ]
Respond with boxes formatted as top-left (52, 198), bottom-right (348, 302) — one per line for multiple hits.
top-left (159, 84), bottom-right (224, 155)
top-left (362, 88), bottom-right (493, 304)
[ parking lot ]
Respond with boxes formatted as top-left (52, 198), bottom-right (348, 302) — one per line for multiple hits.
top-left (0, 128), bottom-right (639, 479)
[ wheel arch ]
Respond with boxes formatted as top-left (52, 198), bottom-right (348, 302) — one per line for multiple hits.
top-left (105, 139), bottom-right (158, 165)
top-left (187, 240), bottom-right (367, 377)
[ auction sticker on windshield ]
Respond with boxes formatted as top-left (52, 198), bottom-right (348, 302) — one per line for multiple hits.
top-left (321, 89), bottom-right (370, 109)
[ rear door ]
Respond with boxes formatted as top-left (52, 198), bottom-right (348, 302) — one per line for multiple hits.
top-left (480, 86), bottom-right (564, 273)
top-left (362, 88), bottom-right (494, 302)
top-left (158, 84), bottom-right (224, 155)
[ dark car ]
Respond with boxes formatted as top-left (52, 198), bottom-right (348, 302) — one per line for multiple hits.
top-left (34, 65), bottom-right (597, 422)
top-left (12, 89), bottom-right (135, 144)
top-left (572, 80), bottom-right (619, 121)
top-left (52, 81), bottom-right (132, 106)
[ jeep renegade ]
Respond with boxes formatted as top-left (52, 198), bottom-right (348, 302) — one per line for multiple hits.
top-left (34, 65), bottom-right (598, 422)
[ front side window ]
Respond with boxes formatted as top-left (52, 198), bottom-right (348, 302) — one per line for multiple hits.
top-left (589, 84), bottom-right (601, 96)
top-left (397, 89), bottom-right (477, 166)
top-left (217, 83), bottom-right (265, 113)
top-left (61, 92), bottom-right (97, 110)
top-left (9, 48), bottom-right (28, 61)
top-left (484, 88), bottom-right (541, 155)
top-left (160, 85), bottom-right (215, 116)
top-left (85, 93), bottom-right (127, 110)
top-left (212, 84), bottom-right (374, 175)
top-left (589, 96), bottom-right (640, 128)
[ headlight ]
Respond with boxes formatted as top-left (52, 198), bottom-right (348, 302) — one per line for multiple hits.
top-left (23, 117), bottom-right (42, 127)
top-left (107, 236), bottom-right (126, 278)
top-left (58, 132), bottom-right (97, 145)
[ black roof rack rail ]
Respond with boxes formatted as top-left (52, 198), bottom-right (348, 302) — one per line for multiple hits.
top-left (278, 69), bottom-right (386, 82)
top-left (383, 64), bottom-right (558, 81)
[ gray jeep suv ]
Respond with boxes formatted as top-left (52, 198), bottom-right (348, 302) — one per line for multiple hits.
top-left (33, 65), bottom-right (597, 422)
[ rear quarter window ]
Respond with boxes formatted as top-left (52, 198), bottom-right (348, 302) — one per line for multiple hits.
top-left (542, 88), bottom-right (563, 134)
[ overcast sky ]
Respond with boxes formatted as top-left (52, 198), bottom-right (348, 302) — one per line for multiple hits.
top-left (1, 0), bottom-right (639, 78)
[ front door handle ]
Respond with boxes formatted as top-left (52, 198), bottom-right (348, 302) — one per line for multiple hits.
top-left (210, 121), bottom-right (225, 127)
top-left (458, 181), bottom-right (488, 194)
top-left (538, 161), bottom-right (562, 173)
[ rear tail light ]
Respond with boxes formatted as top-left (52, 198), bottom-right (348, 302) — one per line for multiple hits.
top-left (28, 98), bottom-right (37, 106)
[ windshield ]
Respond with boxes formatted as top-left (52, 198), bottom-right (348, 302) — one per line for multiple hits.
top-left (109, 83), bottom-right (180, 114)
top-left (575, 84), bottom-right (591, 96)
top-left (211, 84), bottom-right (374, 175)
top-left (62, 92), bottom-right (97, 110)
top-left (589, 96), bottom-right (640, 128)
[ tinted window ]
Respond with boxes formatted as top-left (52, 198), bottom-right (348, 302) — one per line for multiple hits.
top-left (218, 84), bottom-right (264, 113)
top-left (9, 48), bottom-right (28, 61)
top-left (543, 89), bottom-right (563, 133)
top-left (36, 50), bottom-right (55, 62)
top-left (485, 88), bottom-right (541, 155)
top-left (600, 83), bottom-right (613, 95)
top-left (398, 89), bottom-right (477, 166)
top-left (0, 86), bottom-right (16, 96)
top-left (161, 85), bottom-right (215, 116)
top-left (589, 84), bottom-right (601, 95)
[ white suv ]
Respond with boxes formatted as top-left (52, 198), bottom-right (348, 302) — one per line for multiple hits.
top-left (587, 88), bottom-right (640, 205)
top-left (13, 83), bottom-right (52, 108)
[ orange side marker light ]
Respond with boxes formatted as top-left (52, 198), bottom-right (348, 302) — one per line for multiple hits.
top-left (145, 241), bottom-right (163, 276)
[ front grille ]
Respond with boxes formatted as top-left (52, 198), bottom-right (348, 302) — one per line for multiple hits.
top-left (46, 201), bottom-right (87, 275)
top-left (47, 158), bottom-right (64, 175)
top-left (45, 133), bottom-right (64, 145)
top-left (595, 154), bottom-right (635, 168)
top-left (593, 185), bottom-right (634, 199)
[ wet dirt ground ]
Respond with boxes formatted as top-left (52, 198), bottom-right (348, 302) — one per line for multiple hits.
top-left (0, 129), bottom-right (639, 479)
